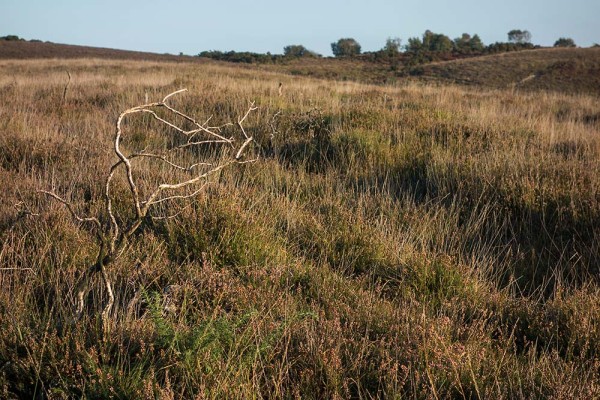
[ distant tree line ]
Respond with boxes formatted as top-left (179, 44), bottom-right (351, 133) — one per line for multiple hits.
top-left (193, 29), bottom-right (578, 65)
top-left (199, 29), bottom-right (561, 64)
top-left (199, 45), bottom-right (321, 64)
top-left (0, 35), bottom-right (44, 43)
top-left (403, 29), bottom-right (539, 56)
top-left (198, 50), bottom-right (280, 64)
top-left (283, 45), bottom-right (320, 58)
top-left (0, 35), bottom-right (25, 41)
top-left (358, 29), bottom-right (543, 67)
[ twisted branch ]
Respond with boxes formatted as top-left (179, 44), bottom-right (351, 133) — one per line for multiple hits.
top-left (41, 89), bottom-right (258, 330)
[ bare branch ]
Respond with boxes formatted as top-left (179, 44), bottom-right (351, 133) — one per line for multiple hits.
top-left (238, 101), bottom-right (257, 126)
top-left (237, 101), bottom-right (258, 139)
top-left (185, 123), bottom-right (234, 143)
top-left (38, 88), bottom-right (259, 330)
top-left (105, 167), bottom-right (119, 253)
top-left (138, 109), bottom-right (191, 135)
top-left (129, 152), bottom-right (212, 172)
top-left (14, 201), bottom-right (40, 217)
top-left (137, 107), bottom-right (234, 143)
top-left (172, 139), bottom-right (232, 151)
top-left (39, 190), bottom-right (102, 231)
top-left (236, 137), bottom-right (254, 159)
top-left (145, 183), bottom-right (209, 207)
top-left (115, 109), bottom-right (143, 218)
top-left (162, 88), bottom-right (188, 103)
top-left (141, 161), bottom-right (233, 213)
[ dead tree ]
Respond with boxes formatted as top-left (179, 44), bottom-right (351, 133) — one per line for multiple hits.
top-left (40, 89), bottom-right (257, 329)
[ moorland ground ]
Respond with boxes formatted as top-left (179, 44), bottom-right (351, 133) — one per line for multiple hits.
top-left (3, 40), bottom-right (600, 92)
top-left (0, 55), bottom-right (599, 398)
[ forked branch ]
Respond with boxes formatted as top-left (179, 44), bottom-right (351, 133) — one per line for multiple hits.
top-left (41, 89), bottom-right (258, 330)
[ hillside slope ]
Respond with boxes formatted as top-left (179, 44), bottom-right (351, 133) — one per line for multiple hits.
top-left (413, 47), bottom-right (600, 95)
top-left (3, 40), bottom-right (600, 96)
top-left (0, 39), bottom-right (203, 63)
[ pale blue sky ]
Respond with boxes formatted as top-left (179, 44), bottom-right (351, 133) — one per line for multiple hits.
top-left (2, 0), bottom-right (599, 56)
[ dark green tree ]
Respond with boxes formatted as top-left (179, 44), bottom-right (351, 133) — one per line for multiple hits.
top-left (284, 44), bottom-right (311, 57)
top-left (331, 38), bottom-right (361, 57)
top-left (508, 29), bottom-right (532, 44)
top-left (454, 33), bottom-right (472, 49)
top-left (0, 35), bottom-right (23, 41)
top-left (553, 37), bottom-right (576, 47)
top-left (470, 34), bottom-right (484, 51)
top-left (406, 36), bottom-right (423, 52)
top-left (406, 31), bottom-right (454, 53)
top-left (382, 37), bottom-right (402, 56)
top-left (454, 33), bottom-right (484, 53)
top-left (422, 30), bottom-right (454, 52)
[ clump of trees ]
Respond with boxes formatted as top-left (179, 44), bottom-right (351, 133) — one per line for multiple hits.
top-left (405, 31), bottom-right (484, 54)
top-left (406, 30), bottom-right (453, 53)
top-left (198, 50), bottom-right (279, 64)
top-left (485, 29), bottom-right (537, 53)
top-left (508, 29), bottom-right (532, 44)
top-left (454, 33), bottom-right (484, 53)
top-left (554, 38), bottom-right (576, 48)
top-left (382, 37), bottom-right (402, 56)
top-left (486, 41), bottom-right (536, 53)
top-left (199, 44), bottom-right (321, 64)
top-left (0, 35), bottom-right (25, 41)
top-left (283, 45), bottom-right (320, 58)
top-left (331, 38), bottom-right (362, 57)
top-left (198, 27), bottom-right (548, 67)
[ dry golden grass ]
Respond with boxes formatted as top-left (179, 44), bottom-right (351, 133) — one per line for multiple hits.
top-left (0, 58), bottom-right (599, 399)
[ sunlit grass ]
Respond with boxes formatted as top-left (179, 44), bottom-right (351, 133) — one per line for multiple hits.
top-left (0, 58), bottom-right (599, 398)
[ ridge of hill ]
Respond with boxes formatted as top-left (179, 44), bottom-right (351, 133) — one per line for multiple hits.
top-left (412, 47), bottom-right (600, 95)
top-left (2, 40), bottom-right (599, 96)
top-left (0, 39), bottom-right (203, 63)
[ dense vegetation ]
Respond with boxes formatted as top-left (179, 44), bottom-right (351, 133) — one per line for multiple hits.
top-left (197, 29), bottom-right (544, 69)
top-left (0, 57), bottom-right (599, 398)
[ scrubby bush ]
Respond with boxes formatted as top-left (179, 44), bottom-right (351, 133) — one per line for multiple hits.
top-left (331, 38), bottom-right (362, 57)
top-left (283, 44), bottom-right (320, 58)
top-left (0, 35), bottom-right (24, 41)
top-left (381, 37), bottom-right (402, 56)
top-left (406, 30), bottom-right (454, 53)
top-left (508, 29), bottom-right (532, 44)
top-left (485, 41), bottom-right (536, 53)
top-left (454, 33), bottom-right (484, 53)
top-left (198, 50), bottom-right (280, 64)
top-left (422, 30), bottom-right (454, 52)
top-left (554, 37), bottom-right (576, 48)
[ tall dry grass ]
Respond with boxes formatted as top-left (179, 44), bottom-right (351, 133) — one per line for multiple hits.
top-left (0, 58), bottom-right (599, 399)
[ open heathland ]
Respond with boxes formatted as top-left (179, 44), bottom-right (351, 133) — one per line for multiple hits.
top-left (0, 57), bottom-right (599, 398)
top-left (411, 47), bottom-right (600, 95)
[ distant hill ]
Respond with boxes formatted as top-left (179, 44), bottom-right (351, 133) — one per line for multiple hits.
top-left (242, 47), bottom-right (600, 96)
top-left (2, 40), bottom-right (599, 96)
top-left (0, 39), bottom-right (203, 63)
top-left (411, 47), bottom-right (600, 95)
